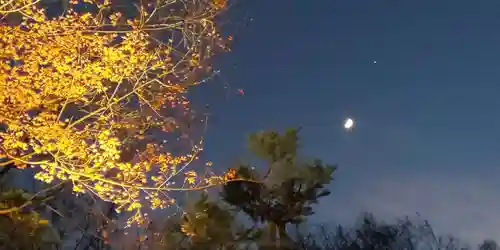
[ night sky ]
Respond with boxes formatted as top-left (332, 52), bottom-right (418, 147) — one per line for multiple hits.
top-left (192, 0), bottom-right (500, 244)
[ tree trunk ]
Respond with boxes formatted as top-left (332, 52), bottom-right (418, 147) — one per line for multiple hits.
top-left (277, 223), bottom-right (291, 249)
top-left (267, 222), bottom-right (277, 248)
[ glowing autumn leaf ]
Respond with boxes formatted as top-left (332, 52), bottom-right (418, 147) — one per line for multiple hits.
top-left (212, 0), bottom-right (227, 10)
top-left (184, 170), bottom-right (197, 184)
top-left (38, 219), bottom-right (49, 225)
top-left (223, 168), bottom-right (238, 182)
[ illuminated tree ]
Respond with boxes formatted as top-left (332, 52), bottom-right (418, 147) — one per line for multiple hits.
top-left (0, 0), bottom-right (232, 224)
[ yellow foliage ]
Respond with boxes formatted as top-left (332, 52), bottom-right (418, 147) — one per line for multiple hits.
top-left (0, 0), bottom-right (232, 224)
top-left (0, 0), bottom-right (42, 14)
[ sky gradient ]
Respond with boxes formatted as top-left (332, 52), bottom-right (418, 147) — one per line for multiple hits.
top-left (192, 0), bottom-right (500, 245)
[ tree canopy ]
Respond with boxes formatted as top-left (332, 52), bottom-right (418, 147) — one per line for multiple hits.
top-left (1, 0), bottom-right (232, 224)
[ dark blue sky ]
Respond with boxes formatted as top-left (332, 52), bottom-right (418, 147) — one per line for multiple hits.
top-left (192, 0), bottom-right (500, 243)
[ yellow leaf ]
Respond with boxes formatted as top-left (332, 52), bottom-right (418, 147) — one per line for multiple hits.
top-left (38, 219), bottom-right (49, 225)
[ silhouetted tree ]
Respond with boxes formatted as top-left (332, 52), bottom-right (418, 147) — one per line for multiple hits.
top-left (292, 213), bottom-right (496, 250)
top-left (479, 240), bottom-right (499, 250)
top-left (221, 128), bottom-right (336, 249)
top-left (146, 193), bottom-right (261, 250)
